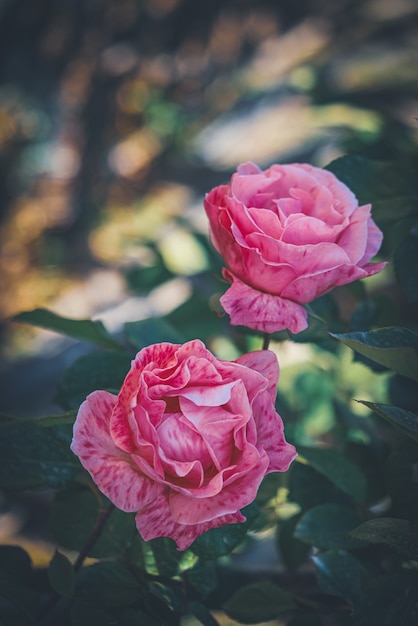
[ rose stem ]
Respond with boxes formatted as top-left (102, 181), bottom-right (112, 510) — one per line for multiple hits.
top-left (37, 502), bottom-right (116, 623)
top-left (73, 502), bottom-right (115, 571)
top-left (262, 333), bottom-right (271, 350)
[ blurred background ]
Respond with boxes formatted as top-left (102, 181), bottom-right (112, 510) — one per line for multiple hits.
top-left (0, 0), bottom-right (418, 410)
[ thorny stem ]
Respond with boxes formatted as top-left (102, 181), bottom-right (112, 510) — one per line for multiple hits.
top-left (262, 333), bottom-right (271, 350)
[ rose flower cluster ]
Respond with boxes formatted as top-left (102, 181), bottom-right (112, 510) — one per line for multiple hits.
top-left (71, 162), bottom-right (385, 550)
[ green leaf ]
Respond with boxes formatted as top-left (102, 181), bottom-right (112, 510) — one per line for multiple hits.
top-left (124, 259), bottom-right (173, 293)
top-left (0, 420), bottom-right (79, 490)
top-left (364, 573), bottom-right (418, 626)
top-left (13, 308), bottom-right (120, 349)
top-left (331, 327), bottom-right (418, 381)
top-left (325, 156), bottom-right (418, 205)
top-left (50, 486), bottom-right (136, 558)
top-left (294, 504), bottom-right (364, 550)
top-left (287, 617), bottom-right (322, 626)
top-left (118, 609), bottom-right (163, 626)
top-left (55, 350), bottom-right (133, 410)
top-left (146, 581), bottom-right (183, 618)
top-left (48, 550), bottom-right (75, 598)
top-left (0, 571), bottom-right (39, 624)
top-left (75, 562), bottom-right (141, 608)
top-left (277, 516), bottom-right (312, 572)
top-left (36, 411), bottom-right (77, 427)
top-left (124, 318), bottom-right (182, 350)
top-left (288, 462), bottom-right (351, 511)
top-left (394, 230), bottom-right (418, 302)
top-left (388, 374), bottom-right (418, 414)
top-left (71, 605), bottom-right (162, 626)
top-left (385, 441), bottom-right (418, 519)
top-left (0, 546), bottom-right (32, 581)
top-left (191, 502), bottom-right (259, 560)
top-left (185, 561), bottom-right (218, 597)
top-left (147, 537), bottom-right (183, 578)
top-left (165, 291), bottom-right (226, 342)
top-left (313, 549), bottom-right (370, 608)
top-left (297, 447), bottom-right (367, 502)
top-left (350, 518), bottom-right (418, 560)
top-left (187, 600), bottom-right (221, 626)
top-left (357, 401), bottom-right (418, 442)
top-left (71, 603), bottom-right (121, 626)
top-left (0, 546), bottom-right (36, 626)
top-left (372, 196), bottom-right (418, 224)
top-left (339, 572), bottom-right (418, 626)
top-left (223, 581), bottom-right (296, 624)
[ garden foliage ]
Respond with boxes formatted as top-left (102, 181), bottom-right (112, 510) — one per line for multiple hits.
top-left (2, 155), bottom-right (418, 625)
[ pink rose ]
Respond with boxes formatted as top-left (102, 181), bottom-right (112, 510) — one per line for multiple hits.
top-left (71, 340), bottom-right (296, 550)
top-left (204, 162), bottom-right (386, 334)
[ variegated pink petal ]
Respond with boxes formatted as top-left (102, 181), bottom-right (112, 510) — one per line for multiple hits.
top-left (221, 270), bottom-right (308, 334)
top-left (236, 350), bottom-right (280, 401)
top-left (135, 492), bottom-right (246, 550)
top-left (71, 390), bottom-right (160, 512)
top-left (168, 456), bottom-right (268, 525)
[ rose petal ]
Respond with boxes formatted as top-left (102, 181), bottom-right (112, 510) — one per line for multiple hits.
top-left (236, 350), bottom-right (279, 402)
top-left (157, 413), bottom-right (211, 474)
top-left (180, 394), bottom-right (248, 470)
top-left (288, 164), bottom-right (358, 217)
top-left (250, 392), bottom-right (297, 472)
top-left (358, 216), bottom-right (384, 265)
top-left (135, 492), bottom-right (246, 550)
top-left (335, 204), bottom-right (371, 264)
top-left (281, 263), bottom-right (373, 302)
top-left (237, 161), bottom-right (262, 175)
top-left (281, 214), bottom-right (346, 245)
top-left (244, 233), bottom-right (351, 273)
top-left (71, 391), bottom-right (160, 512)
top-left (221, 270), bottom-right (308, 334)
top-left (168, 456), bottom-right (268, 524)
top-left (360, 260), bottom-right (387, 276)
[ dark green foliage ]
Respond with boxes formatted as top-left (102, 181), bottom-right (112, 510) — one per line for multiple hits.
top-left (0, 547), bottom-right (38, 626)
top-left (297, 447), bottom-right (367, 502)
top-left (13, 309), bottom-right (121, 350)
top-left (124, 318), bottom-right (183, 350)
top-left (191, 502), bottom-right (260, 560)
top-left (349, 518), bottom-right (418, 560)
top-left (0, 419), bottom-right (79, 490)
top-left (277, 515), bottom-right (312, 572)
top-left (223, 581), bottom-right (296, 624)
top-left (74, 562), bottom-right (142, 608)
top-left (312, 550), bottom-right (371, 609)
top-left (331, 327), bottom-right (418, 381)
top-left (55, 351), bottom-right (133, 410)
top-left (48, 551), bottom-right (75, 598)
top-left (294, 504), bottom-right (364, 550)
top-left (358, 402), bottom-right (418, 442)
top-left (394, 228), bottom-right (418, 303)
top-left (50, 486), bottom-right (137, 558)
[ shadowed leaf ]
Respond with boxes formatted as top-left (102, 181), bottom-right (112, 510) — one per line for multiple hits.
top-left (357, 401), bottom-right (418, 442)
top-left (294, 504), bottom-right (364, 549)
top-left (297, 447), bottom-right (367, 502)
top-left (13, 308), bottom-right (120, 350)
top-left (350, 518), bottom-right (418, 559)
top-left (331, 327), bottom-right (418, 381)
top-left (223, 581), bottom-right (296, 624)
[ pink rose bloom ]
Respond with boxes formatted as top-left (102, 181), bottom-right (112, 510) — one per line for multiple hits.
top-left (71, 340), bottom-right (296, 550)
top-left (204, 162), bottom-right (386, 334)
